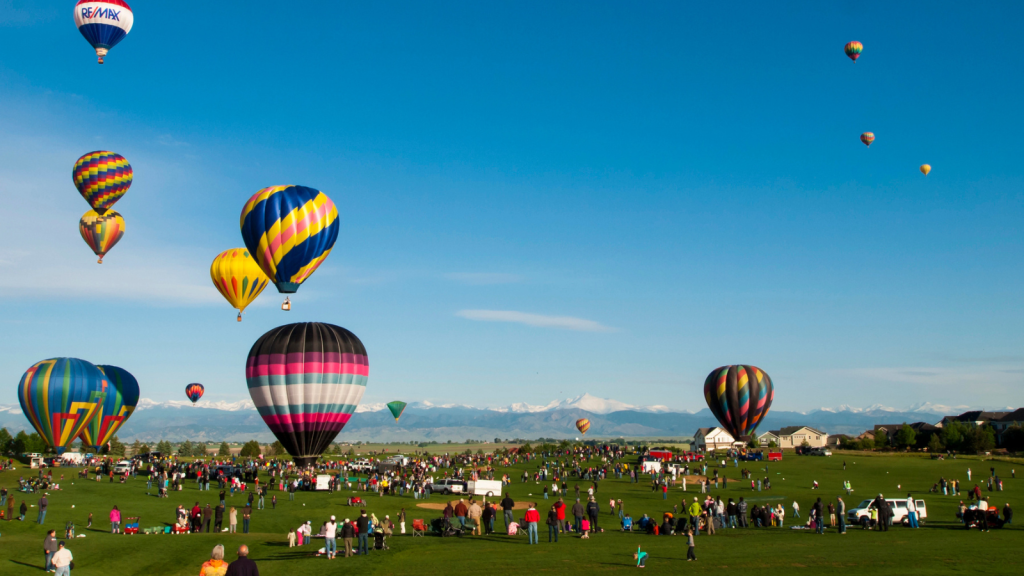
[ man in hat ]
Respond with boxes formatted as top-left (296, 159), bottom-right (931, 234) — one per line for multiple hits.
top-left (51, 540), bottom-right (73, 576)
top-left (324, 515), bottom-right (337, 559)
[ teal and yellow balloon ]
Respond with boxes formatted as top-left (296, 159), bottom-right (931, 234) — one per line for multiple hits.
top-left (18, 358), bottom-right (108, 454)
top-left (239, 186), bottom-right (340, 300)
top-left (387, 401), bottom-right (407, 422)
top-left (78, 365), bottom-right (140, 451)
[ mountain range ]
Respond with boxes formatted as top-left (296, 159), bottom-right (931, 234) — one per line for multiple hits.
top-left (0, 394), bottom-right (1004, 444)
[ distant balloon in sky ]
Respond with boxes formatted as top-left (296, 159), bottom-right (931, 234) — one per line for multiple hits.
top-left (18, 358), bottom-right (108, 454)
top-left (74, 0), bottom-right (134, 64)
top-left (79, 209), bottom-right (124, 263)
top-left (703, 365), bottom-right (774, 441)
top-left (185, 383), bottom-right (205, 405)
top-left (73, 151), bottom-right (132, 213)
top-left (576, 418), bottom-right (591, 435)
top-left (210, 248), bottom-right (270, 321)
top-left (79, 364), bottom-right (140, 451)
top-left (860, 132), bottom-right (875, 147)
top-left (844, 41), bottom-right (863, 62)
top-left (239, 186), bottom-right (340, 306)
top-left (920, 164), bottom-right (931, 176)
top-left (387, 401), bottom-right (407, 422)
top-left (246, 322), bottom-right (368, 466)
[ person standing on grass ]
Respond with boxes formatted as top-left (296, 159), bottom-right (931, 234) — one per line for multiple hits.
top-left (44, 529), bottom-right (58, 571)
top-left (203, 504), bottom-right (212, 533)
top-left (837, 497), bottom-right (846, 534)
top-left (501, 493), bottom-right (515, 532)
top-left (200, 545), bottom-right (228, 576)
top-left (686, 528), bottom-right (696, 561)
top-left (37, 494), bottom-right (48, 524)
top-left (524, 503), bottom-right (540, 545)
top-left (572, 499), bottom-right (585, 533)
top-left (586, 497), bottom-right (600, 531)
top-left (688, 497), bottom-right (702, 535)
top-left (547, 505), bottom-right (559, 542)
top-left (906, 494), bottom-right (919, 528)
top-left (324, 516), bottom-right (337, 559)
top-left (110, 505), bottom-right (121, 533)
top-left (356, 509), bottom-right (371, 555)
top-left (813, 498), bottom-right (825, 534)
top-left (20, 499), bottom-right (28, 521)
top-left (454, 499), bottom-right (468, 529)
top-left (554, 498), bottom-right (565, 534)
top-left (225, 545), bottom-right (258, 576)
top-left (399, 508), bottom-right (406, 535)
top-left (242, 504), bottom-right (252, 534)
top-left (229, 507), bottom-right (238, 533)
top-left (51, 541), bottom-right (72, 576)
top-left (214, 504), bottom-right (224, 532)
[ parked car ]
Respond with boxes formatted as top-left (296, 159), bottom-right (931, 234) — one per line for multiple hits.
top-left (847, 498), bottom-right (927, 526)
top-left (429, 479), bottom-right (466, 495)
top-left (349, 460), bottom-right (374, 473)
top-left (808, 448), bottom-right (833, 457)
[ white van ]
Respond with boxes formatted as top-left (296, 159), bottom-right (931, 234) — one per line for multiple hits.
top-left (466, 480), bottom-right (502, 497)
top-left (847, 498), bottom-right (927, 525)
top-left (113, 460), bottom-right (132, 475)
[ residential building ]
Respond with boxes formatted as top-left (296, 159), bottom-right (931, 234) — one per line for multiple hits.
top-left (693, 427), bottom-right (738, 452)
top-left (757, 426), bottom-right (828, 448)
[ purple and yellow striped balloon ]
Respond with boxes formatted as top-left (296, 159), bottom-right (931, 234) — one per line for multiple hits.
top-left (246, 322), bottom-right (368, 466)
top-left (73, 151), bottom-right (133, 213)
top-left (703, 365), bottom-right (774, 440)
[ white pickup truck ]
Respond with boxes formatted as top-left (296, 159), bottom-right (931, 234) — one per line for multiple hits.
top-left (847, 498), bottom-right (928, 526)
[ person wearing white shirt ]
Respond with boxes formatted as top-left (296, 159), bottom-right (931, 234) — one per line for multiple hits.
top-left (324, 516), bottom-right (338, 559)
top-left (52, 541), bottom-right (73, 576)
top-left (906, 494), bottom-right (919, 528)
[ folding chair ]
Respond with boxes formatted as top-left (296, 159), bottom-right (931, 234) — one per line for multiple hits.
top-left (412, 519), bottom-right (427, 537)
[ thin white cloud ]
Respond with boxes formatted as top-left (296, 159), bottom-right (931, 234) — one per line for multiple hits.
top-left (832, 366), bottom-right (1024, 389)
top-left (456, 309), bottom-right (615, 332)
top-left (445, 273), bottom-right (523, 285)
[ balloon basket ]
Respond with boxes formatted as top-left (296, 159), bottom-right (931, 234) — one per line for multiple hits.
top-left (281, 297), bottom-right (291, 311)
top-left (237, 313), bottom-right (242, 322)
top-left (97, 257), bottom-right (103, 264)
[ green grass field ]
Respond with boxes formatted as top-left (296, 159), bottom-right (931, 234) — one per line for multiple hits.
top-left (0, 451), bottom-right (1020, 575)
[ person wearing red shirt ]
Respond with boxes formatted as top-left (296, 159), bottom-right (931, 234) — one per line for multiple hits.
top-left (524, 504), bottom-right (540, 544)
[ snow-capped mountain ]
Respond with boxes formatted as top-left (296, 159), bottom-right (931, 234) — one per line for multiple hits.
top-left (135, 398), bottom-right (256, 411)
top-left (490, 393), bottom-right (676, 415)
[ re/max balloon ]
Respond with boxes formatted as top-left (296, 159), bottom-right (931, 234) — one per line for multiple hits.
top-left (79, 209), bottom-right (125, 263)
top-left (703, 365), bottom-right (774, 441)
top-left (18, 358), bottom-right (108, 454)
top-left (239, 185), bottom-right (339, 296)
top-left (185, 383), bottom-right (205, 405)
top-left (78, 365), bottom-right (140, 450)
top-left (210, 248), bottom-right (270, 321)
top-left (74, 0), bottom-right (134, 64)
top-left (246, 322), bottom-right (368, 466)
top-left (387, 401), bottom-right (407, 422)
top-left (576, 418), bottom-right (591, 435)
top-left (73, 151), bottom-right (132, 213)
top-left (844, 41), bottom-right (863, 62)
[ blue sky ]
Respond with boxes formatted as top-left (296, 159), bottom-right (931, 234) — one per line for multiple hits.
top-left (1, 1), bottom-right (1023, 412)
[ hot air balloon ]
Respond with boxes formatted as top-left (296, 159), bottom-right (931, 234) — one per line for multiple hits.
top-left (79, 209), bottom-right (125, 263)
top-left (920, 164), bottom-right (931, 176)
top-left (239, 186), bottom-right (339, 309)
top-left (576, 418), bottom-right (591, 435)
top-left (246, 322), bottom-right (368, 466)
top-left (74, 0), bottom-right (134, 64)
top-left (703, 365), bottom-right (774, 441)
top-left (860, 132), bottom-right (875, 147)
top-left (386, 401), bottom-right (407, 422)
top-left (78, 365), bottom-right (140, 451)
top-left (18, 358), bottom-right (108, 454)
top-left (844, 41), bottom-right (863, 62)
top-left (210, 248), bottom-right (270, 321)
top-left (185, 383), bottom-right (205, 405)
top-left (73, 151), bottom-right (132, 213)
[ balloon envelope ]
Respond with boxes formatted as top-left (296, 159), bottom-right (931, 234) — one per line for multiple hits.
top-left (79, 209), bottom-right (125, 263)
top-left (920, 164), bottom-right (931, 175)
top-left (246, 322), bottom-right (368, 466)
top-left (210, 248), bottom-right (270, 320)
top-left (74, 0), bottom-right (134, 63)
top-left (79, 365), bottom-right (140, 450)
top-left (239, 185), bottom-right (339, 294)
top-left (73, 151), bottom-right (132, 213)
top-left (387, 401), bottom-right (407, 421)
top-left (185, 383), bottom-right (205, 404)
top-left (844, 41), bottom-right (863, 62)
top-left (18, 358), bottom-right (107, 454)
top-left (576, 418), bottom-right (591, 435)
top-left (860, 132), bottom-right (875, 147)
top-left (703, 365), bottom-right (774, 441)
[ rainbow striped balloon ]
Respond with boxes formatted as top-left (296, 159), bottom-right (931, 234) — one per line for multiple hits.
top-left (844, 41), bottom-right (863, 62)
top-left (703, 365), bottom-right (774, 440)
top-left (246, 322), bottom-right (368, 466)
top-left (79, 209), bottom-right (125, 263)
top-left (18, 358), bottom-right (108, 454)
top-left (239, 185), bottom-right (339, 294)
top-left (78, 365), bottom-right (140, 451)
top-left (73, 151), bottom-right (133, 213)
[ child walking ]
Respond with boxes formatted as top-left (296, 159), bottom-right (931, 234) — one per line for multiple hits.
top-left (686, 528), bottom-right (696, 561)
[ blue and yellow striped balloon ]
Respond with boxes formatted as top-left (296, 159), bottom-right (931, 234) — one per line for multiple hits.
top-left (78, 365), bottom-right (140, 451)
top-left (18, 358), bottom-right (108, 454)
top-left (239, 185), bottom-right (340, 294)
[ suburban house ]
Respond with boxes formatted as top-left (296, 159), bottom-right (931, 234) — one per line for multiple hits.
top-left (988, 409), bottom-right (1024, 446)
top-left (827, 434), bottom-right (853, 448)
top-left (757, 426), bottom-right (828, 448)
top-left (939, 411), bottom-right (1011, 427)
top-left (872, 422), bottom-right (942, 447)
top-left (693, 427), bottom-right (738, 451)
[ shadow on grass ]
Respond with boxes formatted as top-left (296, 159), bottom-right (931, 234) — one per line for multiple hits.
top-left (9, 560), bottom-right (41, 569)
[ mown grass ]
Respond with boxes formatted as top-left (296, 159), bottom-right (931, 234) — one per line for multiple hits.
top-left (0, 451), bottom-right (1020, 575)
